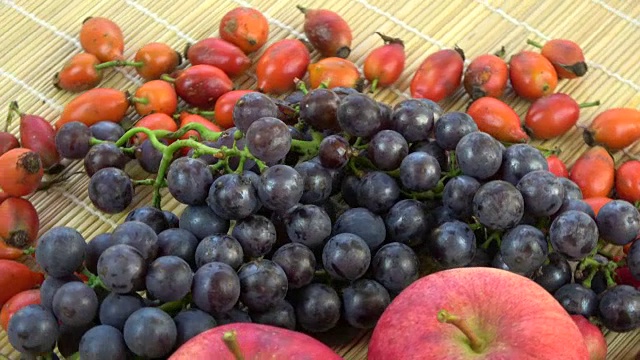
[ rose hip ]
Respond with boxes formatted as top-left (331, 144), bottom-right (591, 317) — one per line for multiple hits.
top-left (0, 197), bottom-right (39, 249)
top-left (0, 148), bottom-right (44, 197)
top-left (509, 50), bottom-right (558, 100)
top-left (363, 33), bottom-right (406, 92)
top-left (132, 80), bottom-right (178, 116)
top-left (186, 38), bottom-right (251, 78)
top-left (463, 48), bottom-right (508, 100)
top-left (298, 5), bottom-right (352, 58)
top-left (53, 53), bottom-right (102, 92)
top-left (525, 94), bottom-right (599, 140)
top-left (410, 47), bottom-right (465, 102)
top-left (7, 102), bottom-right (60, 170)
top-left (169, 65), bottom-right (233, 109)
top-left (134, 42), bottom-right (182, 81)
top-left (527, 39), bottom-right (588, 79)
top-left (466, 97), bottom-right (529, 143)
top-left (79, 17), bottom-right (125, 62)
top-left (308, 57), bottom-right (362, 90)
top-left (256, 39), bottom-right (311, 94)
top-left (583, 108), bottom-right (640, 151)
top-left (219, 7), bottom-right (269, 54)
top-left (569, 146), bottom-right (614, 199)
top-left (55, 88), bottom-right (130, 129)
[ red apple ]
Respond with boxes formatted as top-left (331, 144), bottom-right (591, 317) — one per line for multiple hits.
top-left (369, 267), bottom-right (590, 360)
top-left (571, 315), bottom-right (607, 360)
top-left (168, 323), bottom-right (343, 360)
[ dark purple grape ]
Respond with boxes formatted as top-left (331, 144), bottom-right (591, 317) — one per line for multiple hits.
top-left (399, 152), bottom-right (442, 192)
top-left (340, 174), bottom-right (360, 208)
top-left (192, 262), bottom-right (241, 314)
top-left (442, 175), bottom-right (480, 220)
top-left (357, 171), bottom-right (400, 214)
top-left (390, 99), bottom-right (434, 142)
top-left (337, 93), bottom-right (382, 138)
top-left (90, 121), bottom-right (125, 142)
top-left (273, 98), bottom-right (298, 125)
top-left (554, 283), bottom-right (598, 317)
top-left (7, 305), bottom-right (59, 355)
top-left (294, 283), bottom-right (341, 333)
top-left (125, 206), bottom-right (170, 234)
top-left (55, 121), bottom-right (91, 159)
top-left (97, 244), bottom-right (147, 294)
top-left (207, 173), bottom-right (259, 220)
top-left (283, 90), bottom-right (305, 107)
top-left (195, 234), bottom-right (244, 269)
top-left (187, 141), bottom-right (219, 165)
top-left (549, 210), bottom-right (598, 261)
top-left (333, 207), bottom-right (386, 251)
top-left (213, 307), bottom-right (252, 325)
top-left (173, 308), bottom-right (217, 347)
top-left (367, 130), bottom-right (408, 171)
top-left (559, 177), bottom-right (583, 201)
top-left (371, 242), bottom-right (419, 294)
top-left (411, 139), bottom-right (448, 172)
top-left (500, 144), bottom-right (548, 185)
top-left (79, 325), bottom-right (127, 360)
top-left (88, 167), bottom-right (133, 214)
top-left (233, 92), bottom-right (279, 133)
top-left (40, 275), bottom-right (81, 310)
top-left (250, 300), bottom-right (296, 330)
top-left (516, 170), bottom-right (564, 217)
top-left (473, 180), bottom-right (524, 230)
top-left (499, 225), bottom-right (548, 274)
top-left (135, 138), bottom-right (166, 173)
top-left (342, 279), bottom-right (390, 329)
top-left (294, 161), bottom-right (333, 204)
top-left (83, 142), bottom-right (129, 176)
top-left (232, 214), bottom-right (277, 258)
top-left (428, 220), bottom-right (476, 268)
top-left (258, 165), bottom-right (304, 213)
top-left (156, 228), bottom-right (198, 269)
top-left (456, 132), bottom-right (502, 180)
top-left (238, 259), bottom-right (288, 312)
top-left (416, 98), bottom-right (443, 121)
top-left (123, 307), bottom-right (177, 359)
top-left (333, 86), bottom-right (361, 97)
top-left (58, 322), bottom-right (95, 359)
top-left (467, 247), bottom-right (492, 267)
top-left (111, 221), bottom-right (158, 262)
top-left (596, 200), bottom-right (640, 246)
top-left (322, 233), bottom-right (371, 281)
top-left (163, 210), bottom-right (180, 228)
top-left (385, 199), bottom-right (431, 247)
top-left (629, 240), bottom-right (640, 281)
top-left (246, 117), bottom-right (292, 163)
top-left (84, 233), bottom-right (115, 274)
top-left (555, 199), bottom-right (596, 219)
top-left (179, 205), bottom-right (230, 240)
top-left (283, 204), bottom-right (332, 250)
top-left (52, 281), bottom-right (98, 327)
top-left (377, 101), bottom-right (393, 130)
top-left (318, 135), bottom-right (351, 169)
top-left (210, 128), bottom-right (255, 171)
top-left (167, 157), bottom-right (214, 206)
top-left (532, 252), bottom-right (572, 293)
top-left (146, 256), bottom-right (193, 302)
top-left (434, 111), bottom-right (478, 150)
top-left (597, 285), bottom-right (640, 332)
top-left (271, 243), bottom-right (316, 289)
top-left (299, 88), bottom-right (341, 131)
top-left (431, 205), bottom-right (461, 226)
top-left (99, 292), bottom-right (144, 331)
top-left (36, 227), bottom-right (86, 278)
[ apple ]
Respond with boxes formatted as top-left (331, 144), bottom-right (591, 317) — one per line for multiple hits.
top-left (368, 267), bottom-right (590, 360)
top-left (571, 315), bottom-right (607, 360)
top-left (168, 322), bottom-right (343, 360)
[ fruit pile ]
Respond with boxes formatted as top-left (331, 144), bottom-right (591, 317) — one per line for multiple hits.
top-left (1, 4), bottom-right (640, 360)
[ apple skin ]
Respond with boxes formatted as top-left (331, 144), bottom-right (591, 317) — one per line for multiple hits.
top-left (570, 315), bottom-right (607, 360)
top-left (368, 267), bottom-right (590, 360)
top-left (168, 322), bottom-right (343, 360)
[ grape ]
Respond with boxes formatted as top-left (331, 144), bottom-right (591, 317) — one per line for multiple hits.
top-left (473, 180), bottom-right (524, 230)
top-left (192, 262), bottom-right (241, 314)
top-left (274, 98), bottom-right (299, 125)
top-left (111, 221), bottom-right (158, 263)
top-left (377, 101), bottom-right (393, 130)
top-left (337, 93), bottom-right (382, 137)
top-left (40, 275), bottom-right (81, 310)
top-left (146, 256), bottom-right (193, 302)
top-left (431, 205), bottom-right (461, 226)
top-left (173, 308), bottom-right (217, 347)
top-left (245, 117), bottom-right (292, 163)
top-left (294, 283), bottom-right (341, 333)
top-left (90, 121), bottom-right (125, 142)
top-left (342, 279), bottom-right (391, 329)
top-left (167, 157), bottom-right (215, 206)
top-left (187, 140), bottom-right (219, 165)
top-left (97, 244), bottom-right (147, 294)
top-left (232, 214), bottom-right (277, 258)
top-left (299, 88), bottom-right (341, 131)
top-left (57, 323), bottom-right (93, 358)
top-left (36, 227), bottom-right (86, 278)
top-left (79, 325), bottom-right (127, 360)
top-left (371, 243), bottom-right (419, 294)
top-left (559, 177), bottom-right (583, 201)
top-left (195, 234), bottom-right (244, 269)
top-left (85, 234), bottom-right (115, 274)
top-left (271, 243), bottom-right (316, 289)
top-left (251, 300), bottom-right (296, 330)
top-left (207, 173), bottom-right (259, 220)
top-left (467, 248), bottom-right (492, 267)
top-left (385, 199), bottom-right (432, 247)
top-left (333, 207), bottom-right (386, 251)
top-left (554, 283), bottom-right (598, 317)
top-left (284, 204), bottom-right (332, 249)
top-left (390, 99), bottom-right (434, 142)
top-left (212, 128), bottom-right (256, 171)
top-left (532, 252), bottom-right (572, 293)
top-left (52, 282), bottom-right (98, 327)
top-left (123, 307), bottom-right (177, 359)
top-left (596, 200), bottom-right (640, 246)
top-left (499, 225), bottom-right (548, 274)
top-left (83, 142), bottom-right (130, 176)
top-left (367, 130), bottom-right (409, 171)
top-left (258, 165), bottom-right (304, 213)
top-left (179, 205), bottom-right (230, 240)
top-left (555, 199), bottom-right (596, 219)
top-left (283, 90), bottom-right (305, 107)
top-left (55, 121), bottom-right (91, 159)
top-left (163, 210), bottom-right (180, 228)
top-left (125, 206), bottom-right (170, 234)
top-left (213, 307), bottom-right (253, 325)
top-left (516, 170), bottom-right (564, 217)
top-left (238, 259), bottom-right (288, 312)
top-left (7, 305), bottom-right (59, 355)
top-left (433, 111), bottom-right (478, 150)
top-left (456, 132), bottom-right (502, 180)
top-left (357, 171), bottom-right (400, 214)
top-left (411, 139), bottom-right (448, 172)
top-left (549, 210), bottom-right (598, 261)
top-left (500, 144), bottom-right (549, 185)
top-left (398, 152), bottom-right (442, 192)
top-left (629, 240), bottom-right (640, 281)
top-left (294, 161), bottom-right (333, 204)
top-left (322, 233), bottom-right (371, 281)
top-left (319, 135), bottom-right (351, 169)
top-left (233, 92), bottom-right (279, 133)
top-left (157, 228), bottom-right (199, 269)
top-left (598, 285), bottom-right (640, 332)
top-left (491, 253), bottom-right (514, 273)
top-left (99, 292), bottom-right (144, 331)
top-left (429, 220), bottom-right (476, 268)
top-left (135, 138), bottom-right (166, 173)
top-left (340, 174), bottom-right (360, 208)
top-left (442, 175), bottom-right (480, 220)
top-left (88, 167), bottom-right (134, 214)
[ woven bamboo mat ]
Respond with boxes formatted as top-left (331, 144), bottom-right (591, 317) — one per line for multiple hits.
top-left (1, 0), bottom-right (639, 359)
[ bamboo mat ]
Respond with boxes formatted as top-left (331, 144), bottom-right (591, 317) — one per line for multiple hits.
top-left (1, 0), bottom-right (639, 359)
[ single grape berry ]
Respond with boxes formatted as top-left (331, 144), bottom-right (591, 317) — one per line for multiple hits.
top-left (245, 117), bottom-right (292, 163)
top-left (232, 214), bottom-right (277, 258)
top-left (83, 142), bottom-right (129, 176)
top-left (271, 243), bottom-right (316, 289)
top-left (79, 325), bottom-right (127, 360)
top-left (299, 88), bottom-right (341, 131)
top-left (145, 256), bottom-right (194, 302)
top-left (357, 171), bottom-right (400, 214)
top-left (371, 242), bottom-right (419, 294)
top-left (428, 220), bottom-right (476, 268)
top-left (192, 262), bottom-right (241, 314)
top-left (500, 144), bottom-right (548, 185)
top-left (434, 111), bottom-right (478, 150)
top-left (549, 210), bottom-right (598, 261)
top-left (367, 130), bottom-right (409, 171)
top-left (97, 244), bottom-right (147, 294)
top-left (52, 281), bottom-right (99, 327)
top-left (342, 279), bottom-right (391, 329)
top-left (257, 164), bottom-right (304, 213)
top-left (597, 285), bottom-right (640, 332)
top-left (399, 152), bottom-right (442, 192)
top-left (36, 226), bottom-right (86, 277)
top-left (318, 135), bottom-right (351, 169)
top-left (125, 206), bottom-right (170, 234)
top-left (516, 170), bottom-right (564, 217)
top-left (473, 180), bottom-right (524, 230)
top-left (207, 173), bottom-right (260, 220)
top-left (167, 157), bottom-right (214, 206)
top-left (499, 225), bottom-right (548, 274)
top-left (238, 259), bottom-right (289, 312)
top-left (390, 99), bottom-right (435, 142)
top-left (385, 199), bottom-right (432, 247)
top-left (294, 283), bottom-right (341, 333)
top-left (284, 204), bottom-right (332, 249)
top-left (88, 167), bottom-right (134, 214)
top-left (7, 305), bottom-right (59, 355)
top-left (337, 93), bottom-right (382, 138)
top-left (456, 132), bottom-right (502, 180)
top-left (294, 161), bottom-right (333, 204)
top-left (123, 307), bottom-right (177, 359)
top-left (111, 220), bottom-right (159, 263)
top-left (596, 200), bottom-right (640, 246)
top-left (554, 283), bottom-right (599, 317)
top-left (55, 121), bottom-right (92, 159)
top-left (532, 252), bottom-right (572, 293)
top-left (442, 175), bottom-right (481, 220)
top-left (322, 233), bottom-right (371, 281)
top-left (195, 234), bottom-right (244, 269)
top-left (333, 207), bottom-right (386, 251)
top-left (233, 92), bottom-right (279, 133)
